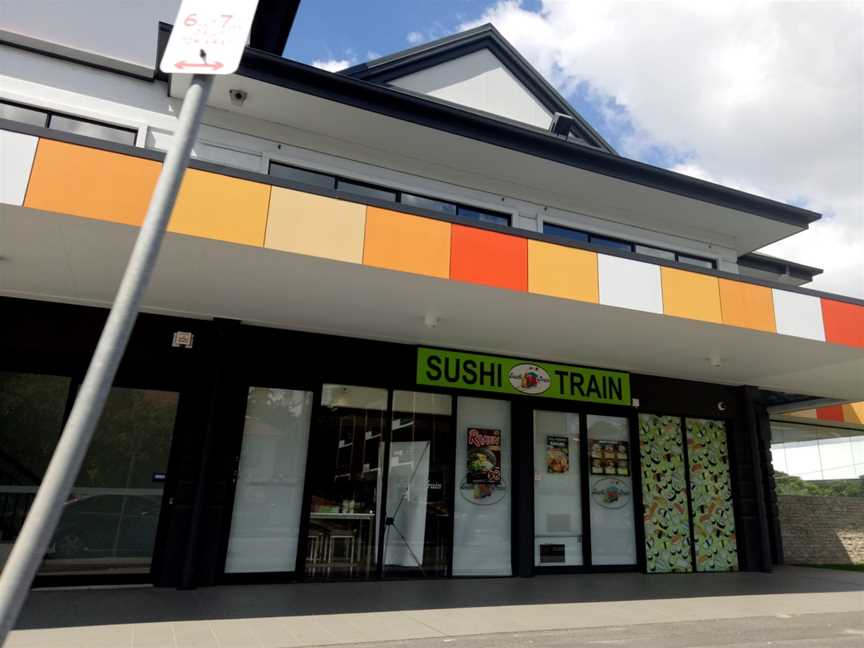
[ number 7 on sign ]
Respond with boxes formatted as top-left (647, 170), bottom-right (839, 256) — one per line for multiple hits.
top-left (161, 0), bottom-right (260, 75)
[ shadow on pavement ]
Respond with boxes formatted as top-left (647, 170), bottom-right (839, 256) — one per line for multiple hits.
top-left (15, 565), bottom-right (864, 630)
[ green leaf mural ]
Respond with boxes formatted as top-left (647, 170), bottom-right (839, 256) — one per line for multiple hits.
top-left (686, 418), bottom-right (738, 572)
top-left (638, 414), bottom-right (693, 573)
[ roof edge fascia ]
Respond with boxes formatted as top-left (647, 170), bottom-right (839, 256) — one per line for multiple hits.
top-left (235, 48), bottom-right (821, 232)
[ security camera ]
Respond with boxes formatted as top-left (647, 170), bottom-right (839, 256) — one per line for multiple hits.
top-left (229, 89), bottom-right (247, 106)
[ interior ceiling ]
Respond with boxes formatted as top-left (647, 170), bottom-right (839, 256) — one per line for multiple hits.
top-left (2, 206), bottom-right (861, 402)
top-left (171, 74), bottom-right (805, 255)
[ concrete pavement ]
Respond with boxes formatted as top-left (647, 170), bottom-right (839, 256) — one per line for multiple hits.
top-left (7, 566), bottom-right (864, 647)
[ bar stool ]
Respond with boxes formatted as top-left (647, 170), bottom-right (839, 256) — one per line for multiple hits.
top-left (326, 532), bottom-right (357, 576)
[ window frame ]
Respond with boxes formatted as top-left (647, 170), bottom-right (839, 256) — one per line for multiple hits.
top-left (0, 97), bottom-right (145, 147)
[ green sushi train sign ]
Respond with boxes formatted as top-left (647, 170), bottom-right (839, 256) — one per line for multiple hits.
top-left (417, 347), bottom-right (630, 406)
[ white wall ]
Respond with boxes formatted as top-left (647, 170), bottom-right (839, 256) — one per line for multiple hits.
top-left (0, 0), bottom-right (180, 76)
top-left (390, 49), bottom-right (552, 130)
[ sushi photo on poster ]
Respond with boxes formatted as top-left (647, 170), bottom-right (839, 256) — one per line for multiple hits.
top-left (546, 435), bottom-right (570, 474)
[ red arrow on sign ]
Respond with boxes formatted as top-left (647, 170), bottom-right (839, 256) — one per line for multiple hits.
top-left (175, 60), bottom-right (224, 71)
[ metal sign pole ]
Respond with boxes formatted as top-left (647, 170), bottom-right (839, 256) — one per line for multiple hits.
top-left (0, 74), bottom-right (213, 645)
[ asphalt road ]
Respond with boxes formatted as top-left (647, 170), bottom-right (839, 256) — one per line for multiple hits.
top-left (333, 612), bottom-right (864, 647)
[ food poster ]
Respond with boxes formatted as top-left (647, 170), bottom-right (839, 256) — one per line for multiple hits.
top-left (546, 435), bottom-right (570, 473)
top-left (638, 414), bottom-right (693, 573)
top-left (590, 439), bottom-right (630, 477)
top-left (686, 418), bottom-right (738, 572)
top-left (466, 427), bottom-right (502, 485)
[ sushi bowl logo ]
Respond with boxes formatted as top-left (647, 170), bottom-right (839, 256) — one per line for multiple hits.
top-left (591, 478), bottom-right (631, 509)
top-left (508, 363), bottom-right (551, 395)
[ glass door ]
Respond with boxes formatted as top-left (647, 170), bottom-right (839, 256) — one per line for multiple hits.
top-left (304, 385), bottom-right (386, 580)
top-left (587, 414), bottom-right (637, 565)
top-left (38, 386), bottom-right (179, 576)
top-left (382, 391), bottom-right (453, 577)
top-left (533, 410), bottom-right (583, 566)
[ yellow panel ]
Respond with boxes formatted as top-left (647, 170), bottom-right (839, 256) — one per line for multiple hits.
top-left (527, 240), bottom-right (598, 302)
top-left (169, 170), bottom-right (270, 246)
top-left (661, 267), bottom-right (722, 323)
top-left (787, 409), bottom-right (817, 419)
top-left (265, 186), bottom-right (366, 263)
top-left (842, 402), bottom-right (864, 425)
top-left (24, 139), bottom-right (160, 226)
top-left (363, 207), bottom-right (450, 278)
top-left (718, 279), bottom-right (776, 332)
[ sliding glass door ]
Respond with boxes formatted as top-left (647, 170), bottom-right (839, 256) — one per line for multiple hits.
top-left (382, 391), bottom-right (453, 577)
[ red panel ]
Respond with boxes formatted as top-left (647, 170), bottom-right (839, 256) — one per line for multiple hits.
top-left (450, 225), bottom-right (528, 291)
top-left (821, 299), bottom-right (864, 348)
top-left (816, 405), bottom-right (845, 422)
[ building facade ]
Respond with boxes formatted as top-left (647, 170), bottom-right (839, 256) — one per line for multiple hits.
top-left (1, 4), bottom-right (863, 588)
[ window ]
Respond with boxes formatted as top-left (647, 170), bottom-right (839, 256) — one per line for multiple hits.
top-left (545, 222), bottom-right (717, 269)
top-left (48, 115), bottom-right (136, 146)
top-left (635, 245), bottom-right (676, 261)
top-left (401, 193), bottom-right (458, 216)
top-left (458, 206), bottom-right (509, 227)
top-left (677, 254), bottom-right (715, 269)
top-left (269, 162), bottom-right (336, 190)
top-left (0, 99), bottom-right (136, 146)
top-left (544, 222), bottom-right (589, 243)
top-left (590, 235), bottom-right (633, 252)
top-left (337, 179), bottom-right (397, 202)
top-left (0, 101), bottom-right (48, 127)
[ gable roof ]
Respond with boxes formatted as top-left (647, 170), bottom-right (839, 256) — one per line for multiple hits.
top-left (341, 24), bottom-right (617, 154)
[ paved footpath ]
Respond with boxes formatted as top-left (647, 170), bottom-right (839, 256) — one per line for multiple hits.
top-left (339, 613), bottom-right (864, 648)
top-left (7, 567), bottom-right (864, 647)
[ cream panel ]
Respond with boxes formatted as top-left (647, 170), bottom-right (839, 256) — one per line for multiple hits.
top-left (265, 187), bottom-right (366, 264)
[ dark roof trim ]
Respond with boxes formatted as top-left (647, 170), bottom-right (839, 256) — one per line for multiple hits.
top-left (234, 49), bottom-right (820, 230)
top-left (2, 116), bottom-right (854, 306)
top-left (739, 252), bottom-right (823, 280)
top-left (249, 0), bottom-right (302, 55)
top-left (342, 24), bottom-right (616, 154)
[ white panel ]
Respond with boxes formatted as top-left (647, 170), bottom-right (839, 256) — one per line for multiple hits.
top-left (225, 387), bottom-right (313, 573)
top-left (453, 396), bottom-right (511, 576)
top-left (390, 49), bottom-right (552, 129)
top-left (773, 289), bottom-right (826, 341)
top-left (598, 254), bottom-right (663, 314)
top-left (0, 130), bottom-right (38, 206)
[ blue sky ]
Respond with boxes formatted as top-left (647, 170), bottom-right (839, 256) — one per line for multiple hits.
top-left (282, 1), bottom-right (683, 170)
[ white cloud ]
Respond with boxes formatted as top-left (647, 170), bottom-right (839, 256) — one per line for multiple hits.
top-left (407, 31), bottom-right (424, 45)
top-left (311, 58), bottom-right (353, 73)
top-left (462, 1), bottom-right (864, 298)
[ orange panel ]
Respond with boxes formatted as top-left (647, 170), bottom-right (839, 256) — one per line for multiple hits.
top-left (718, 279), bottom-right (776, 332)
top-left (169, 169), bottom-right (271, 246)
top-left (821, 299), bottom-right (864, 348)
top-left (363, 207), bottom-right (451, 278)
top-left (842, 402), bottom-right (864, 425)
top-left (816, 405), bottom-right (844, 422)
top-left (527, 240), bottom-right (598, 303)
top-left (24, 139), bottom-right (160, 226)
top-left (660, 267), bottom-right (722, 323)
top-left (450, 225), bottom-right (527, 291)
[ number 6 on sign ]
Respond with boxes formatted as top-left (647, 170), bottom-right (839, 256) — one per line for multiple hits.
top-left (161, 0), bottom-right (260, 75)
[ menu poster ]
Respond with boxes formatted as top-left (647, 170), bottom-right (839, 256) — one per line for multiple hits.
top-left (466, 427), bottom-right (502, 484)
top-left (546, 435), bottom-right (570, 474)
top-left (590, 440), bottom-right (630, 476)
